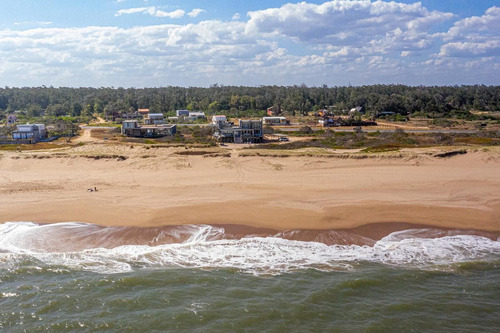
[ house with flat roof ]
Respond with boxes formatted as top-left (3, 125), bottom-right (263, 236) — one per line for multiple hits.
top-left (176, 110), bottom-right (190, 117)
top-left (188, 111), bottom-right (205, 119)
top-left (121, 120), bottom-right (176, 137)
top-left (182, 111), bottom-right (206, 122)
top-left (262, 116), bottom-right (289, 126)
top-left (212, 115), bottom-right (227, 126)
top-left (144, 113), bottom-right (165, 125)
top-left (213, 118), bottom-right (262, 143)
top-left (12, 124), bottom-right (46, 143)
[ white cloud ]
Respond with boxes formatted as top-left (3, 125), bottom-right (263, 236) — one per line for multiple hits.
top-left (155, 9), bottom-right (185, 18)
top-left (444, 6), bottom-right (499, 42)
top-left (245, 0), bottom-right (453, 55)
top-left (232, 13), bottom-right (241, 21)
top-left (14, 21), bottom-right (53, 26)
top-left (188, 9), bottom-right (205, 18)
top-left (0, 1), bottom-right (498, 87)
top-left (115, 7), bottom-right (185, 18)
top-left (115, 7), bottom-right (151, 16)
top-left (0, 21), bottom-right (271, 86)
top-left (439, 7), bottom-right (500, 58)
top-left (439, 40), bottom-right (500, 58)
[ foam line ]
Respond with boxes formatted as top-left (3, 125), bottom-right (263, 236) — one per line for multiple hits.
top-left (0, 222), bottom-right (498, 275)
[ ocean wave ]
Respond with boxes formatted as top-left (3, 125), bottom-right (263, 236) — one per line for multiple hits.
top-left (0, 222), bottom-right (499, 275)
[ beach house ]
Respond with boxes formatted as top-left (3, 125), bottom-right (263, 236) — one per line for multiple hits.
top-left (176, 110), bottom-right (190, 117)
top-left (144, 113), bottom-right (165, 125)
top-left (262, 117), bottom-right (289, 126)
top-left (12, 124), bottom-right (46, 143)
top-left (213, 117), bottom-right (262, 143)
top-left (121, 120), bottom-right (176, 138)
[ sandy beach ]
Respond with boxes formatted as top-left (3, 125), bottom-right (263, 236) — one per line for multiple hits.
top-left (1, 140), bottom-right (499, 235)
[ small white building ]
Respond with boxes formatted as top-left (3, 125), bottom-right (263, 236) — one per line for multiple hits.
top-left (188, 111), bottom-right (206, 119)
top-left (212, 115), bottom-right (227, 127)
top-left (349, 106), bottom-right (364, 114)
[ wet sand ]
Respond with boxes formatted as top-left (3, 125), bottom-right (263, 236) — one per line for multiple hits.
top-left (1, 142), bottom-right (499, 234)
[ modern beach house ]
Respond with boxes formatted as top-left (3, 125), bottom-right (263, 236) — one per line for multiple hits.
top-left (262, 116), bottom-right (289, 126)
top-left (121, 120), bottom-right (176, 138)
top-left (213, 116), bottom-right (263, 143)
top-left (144, 113), bottom-right (165, 125)
top-left (12, 124), bottom-right (46, 143)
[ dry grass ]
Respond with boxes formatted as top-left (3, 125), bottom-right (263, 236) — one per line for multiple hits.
top-left (0, 143), bottom-right (67, 151)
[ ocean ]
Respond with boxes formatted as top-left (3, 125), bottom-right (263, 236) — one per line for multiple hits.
top-left (1, 222), bottom-right (499, 332)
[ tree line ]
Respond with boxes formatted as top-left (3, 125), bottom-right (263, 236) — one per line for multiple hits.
top-left (0, 85), bottom-right (499, 120)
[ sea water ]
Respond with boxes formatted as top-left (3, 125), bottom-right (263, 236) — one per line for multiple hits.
top-left (0, 222), bottom-right (499, 332)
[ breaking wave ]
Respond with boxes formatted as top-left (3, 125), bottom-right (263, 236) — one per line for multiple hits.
top-left (1, 222), bottom-right (499, 275)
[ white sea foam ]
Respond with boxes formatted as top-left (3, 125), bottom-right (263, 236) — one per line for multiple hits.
top-left (0, 222), bottom-right (499, 275)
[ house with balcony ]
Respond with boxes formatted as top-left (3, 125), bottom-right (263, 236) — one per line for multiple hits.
top-left (213, 118), bottom-right (262, 143)
top-left (122, 120), bottom-right (176, 138)
top-left (12, 124), bottom-right (46, 143)
top-left (144, 113), bottom-right (165, 125)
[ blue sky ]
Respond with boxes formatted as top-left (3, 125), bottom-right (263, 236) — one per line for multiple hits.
top-left (0, 0), bottom-right (498, 87)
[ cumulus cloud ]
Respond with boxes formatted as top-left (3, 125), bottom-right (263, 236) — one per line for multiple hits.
top-left (246, 1), bottom-right (453, 41)
top-left (188, 9), bottom-right (205, 18)
top-left (0, 21), bottom-right (272, 86)
top-left (115, 7), bottom-right (185, 18)
top-left (245, 0), bottom-right (454, 58)
top-left (0, 1), bottom-right (498, 87)
top-left (439, 7), bottom-right (500, 58)
top-left (444, 6), bottom-right (499, 42)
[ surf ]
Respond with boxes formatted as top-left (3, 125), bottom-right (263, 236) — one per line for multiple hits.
top-left (0, 222), bottom-right (498, 275)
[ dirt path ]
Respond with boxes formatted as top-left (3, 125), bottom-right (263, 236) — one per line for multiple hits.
top-left (73, 127), bottom-right (99, 143)
top-left (374, 120), bottom-right (429, 130)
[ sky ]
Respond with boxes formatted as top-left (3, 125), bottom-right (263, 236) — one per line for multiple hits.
top-left (0, 0), bottom-right (498, 87)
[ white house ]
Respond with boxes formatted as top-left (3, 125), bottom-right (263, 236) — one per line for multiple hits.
top-left (212, 115), bottom-right (227, 127)
top-left (12, 124), bottom-right (46, 142)
top-left (349, 106), bottom-right (364, 114)
top-left (188, 111), bottom-right (205, 119)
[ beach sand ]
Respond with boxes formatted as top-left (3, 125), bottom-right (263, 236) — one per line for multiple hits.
top-left (1, 141), bottom-right (499, 236)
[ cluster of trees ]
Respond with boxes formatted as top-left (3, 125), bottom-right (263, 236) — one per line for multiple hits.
top-left (0, 85), bottom-right (499, 120)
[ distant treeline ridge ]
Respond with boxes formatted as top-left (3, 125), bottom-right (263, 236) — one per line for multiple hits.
top-left (0, 85), bottom-right (499, 119)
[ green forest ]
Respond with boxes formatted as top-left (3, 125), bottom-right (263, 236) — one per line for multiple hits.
top-left (1, 85), bottom-right (499, 121)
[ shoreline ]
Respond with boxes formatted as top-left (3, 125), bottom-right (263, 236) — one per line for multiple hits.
top-left (1, 144), bottom-right (499, 234)
top-left (2, 221), bottom-right (498, 250)
top-left (3, 201), bottom-right (500, 233)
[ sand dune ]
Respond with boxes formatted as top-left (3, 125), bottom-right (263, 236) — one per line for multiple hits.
top-left (1, 143), bottom-right (499, 233)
